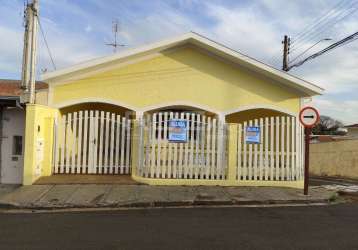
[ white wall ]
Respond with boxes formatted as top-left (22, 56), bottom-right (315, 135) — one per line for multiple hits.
top-left (1, 107), bottom-right (25, 184)
top-left (347, 128), bottom-right (358, 138)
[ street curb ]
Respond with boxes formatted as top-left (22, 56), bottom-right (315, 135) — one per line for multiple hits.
top-left (0, 201), bottom-right (20, 209)
top-left (311, 176), bottom-right (358, 184)
top-left (0, 198), bottom-right (333, 211)
top-left (338, 190), bottom-right (358, 197)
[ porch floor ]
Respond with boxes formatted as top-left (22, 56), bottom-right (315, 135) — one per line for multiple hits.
top-left (34, 174), bottom-right (141, 185)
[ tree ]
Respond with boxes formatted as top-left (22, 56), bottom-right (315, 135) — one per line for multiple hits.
top-left (312, 115), bottom-right (346, 135)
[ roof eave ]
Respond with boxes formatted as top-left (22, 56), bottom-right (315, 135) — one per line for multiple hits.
top-left (187, 33), bottom-right (324, 96)
top-left (41, 32), bottom-right (323, 96)
top-left (42, 33), bottom-right (194, 82)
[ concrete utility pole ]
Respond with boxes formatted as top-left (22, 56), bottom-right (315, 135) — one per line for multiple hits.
top-left (21, 3), bottom-right (31, 92)
top-left (282, 35), bottom-right (290, 71)
top-left (21, 0), bottom-right (39, 104)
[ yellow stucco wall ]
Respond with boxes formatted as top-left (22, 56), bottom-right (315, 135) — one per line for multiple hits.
top-left (225, 109), bottom-right (288, 123)
top-left (59, 103), bottom-right (134, 117)
top-left (23, 104), bottom-right (59, 185)
top-left (35, 90), bottom-right (48, 105)
top-left (24, 45), bottom-right (306, 188)
top-left (51, 46), bottom-right (301, 114)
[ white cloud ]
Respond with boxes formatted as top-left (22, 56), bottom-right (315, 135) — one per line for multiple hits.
top-left (0, 26), bottom-right (23, 75)
top-left (37, 13), bottom-right (107, 72)
top-left (204, 3), bottom-right (281, 61)
top-left (312, 97), bottom-right (358, 124)
top-left (1, 0), bottom-right (358, 124)
top-left (116, 6), bottom-right (199, 46)
top-left (199, 1), bottom-right (358, 124)
top-left (85, 25), bottom-right (92, 33)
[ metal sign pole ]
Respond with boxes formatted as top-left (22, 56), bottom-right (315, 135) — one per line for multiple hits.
top-left (299, 106), bottom-right (319, 196)
top-left (304, 127), bottom-right (311, 195)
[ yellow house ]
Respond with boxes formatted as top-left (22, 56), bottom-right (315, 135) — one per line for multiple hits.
top-left (23, 32), bottom-right (323, 188)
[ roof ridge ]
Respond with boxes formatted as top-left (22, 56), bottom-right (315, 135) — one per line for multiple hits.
top-left (41, 32), bottom-right (323, 96)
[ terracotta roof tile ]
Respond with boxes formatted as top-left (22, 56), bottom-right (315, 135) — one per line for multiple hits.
top-left (0, 79), bottom-right (48, 97)
top-left (345, 124), bottom-right (358, 128)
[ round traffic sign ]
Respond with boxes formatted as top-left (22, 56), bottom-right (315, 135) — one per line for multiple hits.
top-left (299, 106), bottom-right (320, 127)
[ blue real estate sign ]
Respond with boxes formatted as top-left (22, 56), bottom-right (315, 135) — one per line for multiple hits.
top-left (168, 119), bottom-right (188, 142)
top-left (245, 126), bottom-right (261, 144)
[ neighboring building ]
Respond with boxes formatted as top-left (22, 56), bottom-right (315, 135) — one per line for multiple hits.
top-left (23, 32), bottom-right (323, 188)
top-left (310, 138), bottom-right (358, 179)
top-left (310, 134), bottom-right (354, 144)
top-left (0, 79), bottom-right (47, 184)
top-left (310, 135), bottom-right (335, 144)
top-left (345, 124), bottom-right (358, 138)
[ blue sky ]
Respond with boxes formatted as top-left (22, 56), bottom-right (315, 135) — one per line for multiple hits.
top-left (1, 0), bottom-right (358, 124)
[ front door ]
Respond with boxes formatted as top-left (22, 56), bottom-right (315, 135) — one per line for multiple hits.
top-left (1, 108), bottom-right (25, 184)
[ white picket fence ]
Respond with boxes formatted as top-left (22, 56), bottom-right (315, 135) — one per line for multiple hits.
top-left (53, 110), bottom-right (132, 174)
top-left (236, 116), bottom-right (304, 181)
top-left (52, 110), bottom-right (304, 183)
top-left (137, 112), bottom-right (228, 179)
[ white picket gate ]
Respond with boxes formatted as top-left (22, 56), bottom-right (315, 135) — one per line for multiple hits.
top-left (53, 111), bottom-right (132, 174)
top-left (236, 116), bottom-right (304, 181)
top-left (137, 112), bottom-right (228, 179)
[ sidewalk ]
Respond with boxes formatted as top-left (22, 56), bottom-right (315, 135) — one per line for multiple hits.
top-left (0, 185), bottom-right (19, 198)
top-left (0, 184), bottom-right (336, 210)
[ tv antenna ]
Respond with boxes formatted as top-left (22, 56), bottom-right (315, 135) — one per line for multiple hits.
top-left (106, 19), bottom-right (125, 53)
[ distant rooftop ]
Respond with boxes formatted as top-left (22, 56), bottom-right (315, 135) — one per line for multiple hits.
top-left (345, 124), bottom-right (358, 128)
top-left (0, 79), bottom-right (48, 97)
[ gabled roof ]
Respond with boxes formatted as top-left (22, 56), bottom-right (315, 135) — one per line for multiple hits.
top-left (42, 32), bottom-right (323, 96)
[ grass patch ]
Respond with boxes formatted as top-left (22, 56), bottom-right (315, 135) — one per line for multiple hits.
top-left (328, 193), bottom-right (339, 203)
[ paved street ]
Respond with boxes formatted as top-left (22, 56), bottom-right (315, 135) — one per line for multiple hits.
top-left (1, 204), bottom-right (358, 250)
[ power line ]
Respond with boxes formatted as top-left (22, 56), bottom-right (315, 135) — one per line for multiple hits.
top-left (273, 1), bottom-right (358, 71)
top-left (291, 0), bottom-right (351, 44)
top-left (289, 38), bottom-right (332, 64)
top-left (292, 0), bottom-right (355, 46)
top-left (269, 1), bottom-right (355, 69)
top-left (290, 1), bottom-right (357, 51)
top-left (287, 31), bottom-right (358, 70)
top-left (290, 1), bottom-right (358, 54)
top-left (334, 34), bottom-right (358, 49)
top-left (286, 1), bottom-right (358, 69)
top-left (36, 16), bottom-right (56, 70)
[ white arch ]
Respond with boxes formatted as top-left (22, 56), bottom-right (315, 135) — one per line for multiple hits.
top-left (139, 101), bottom-right (222, 116)
top-left (52, 97), bottom-right (138, 111)
top-left (224, 104), bottom-right (297, 117)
